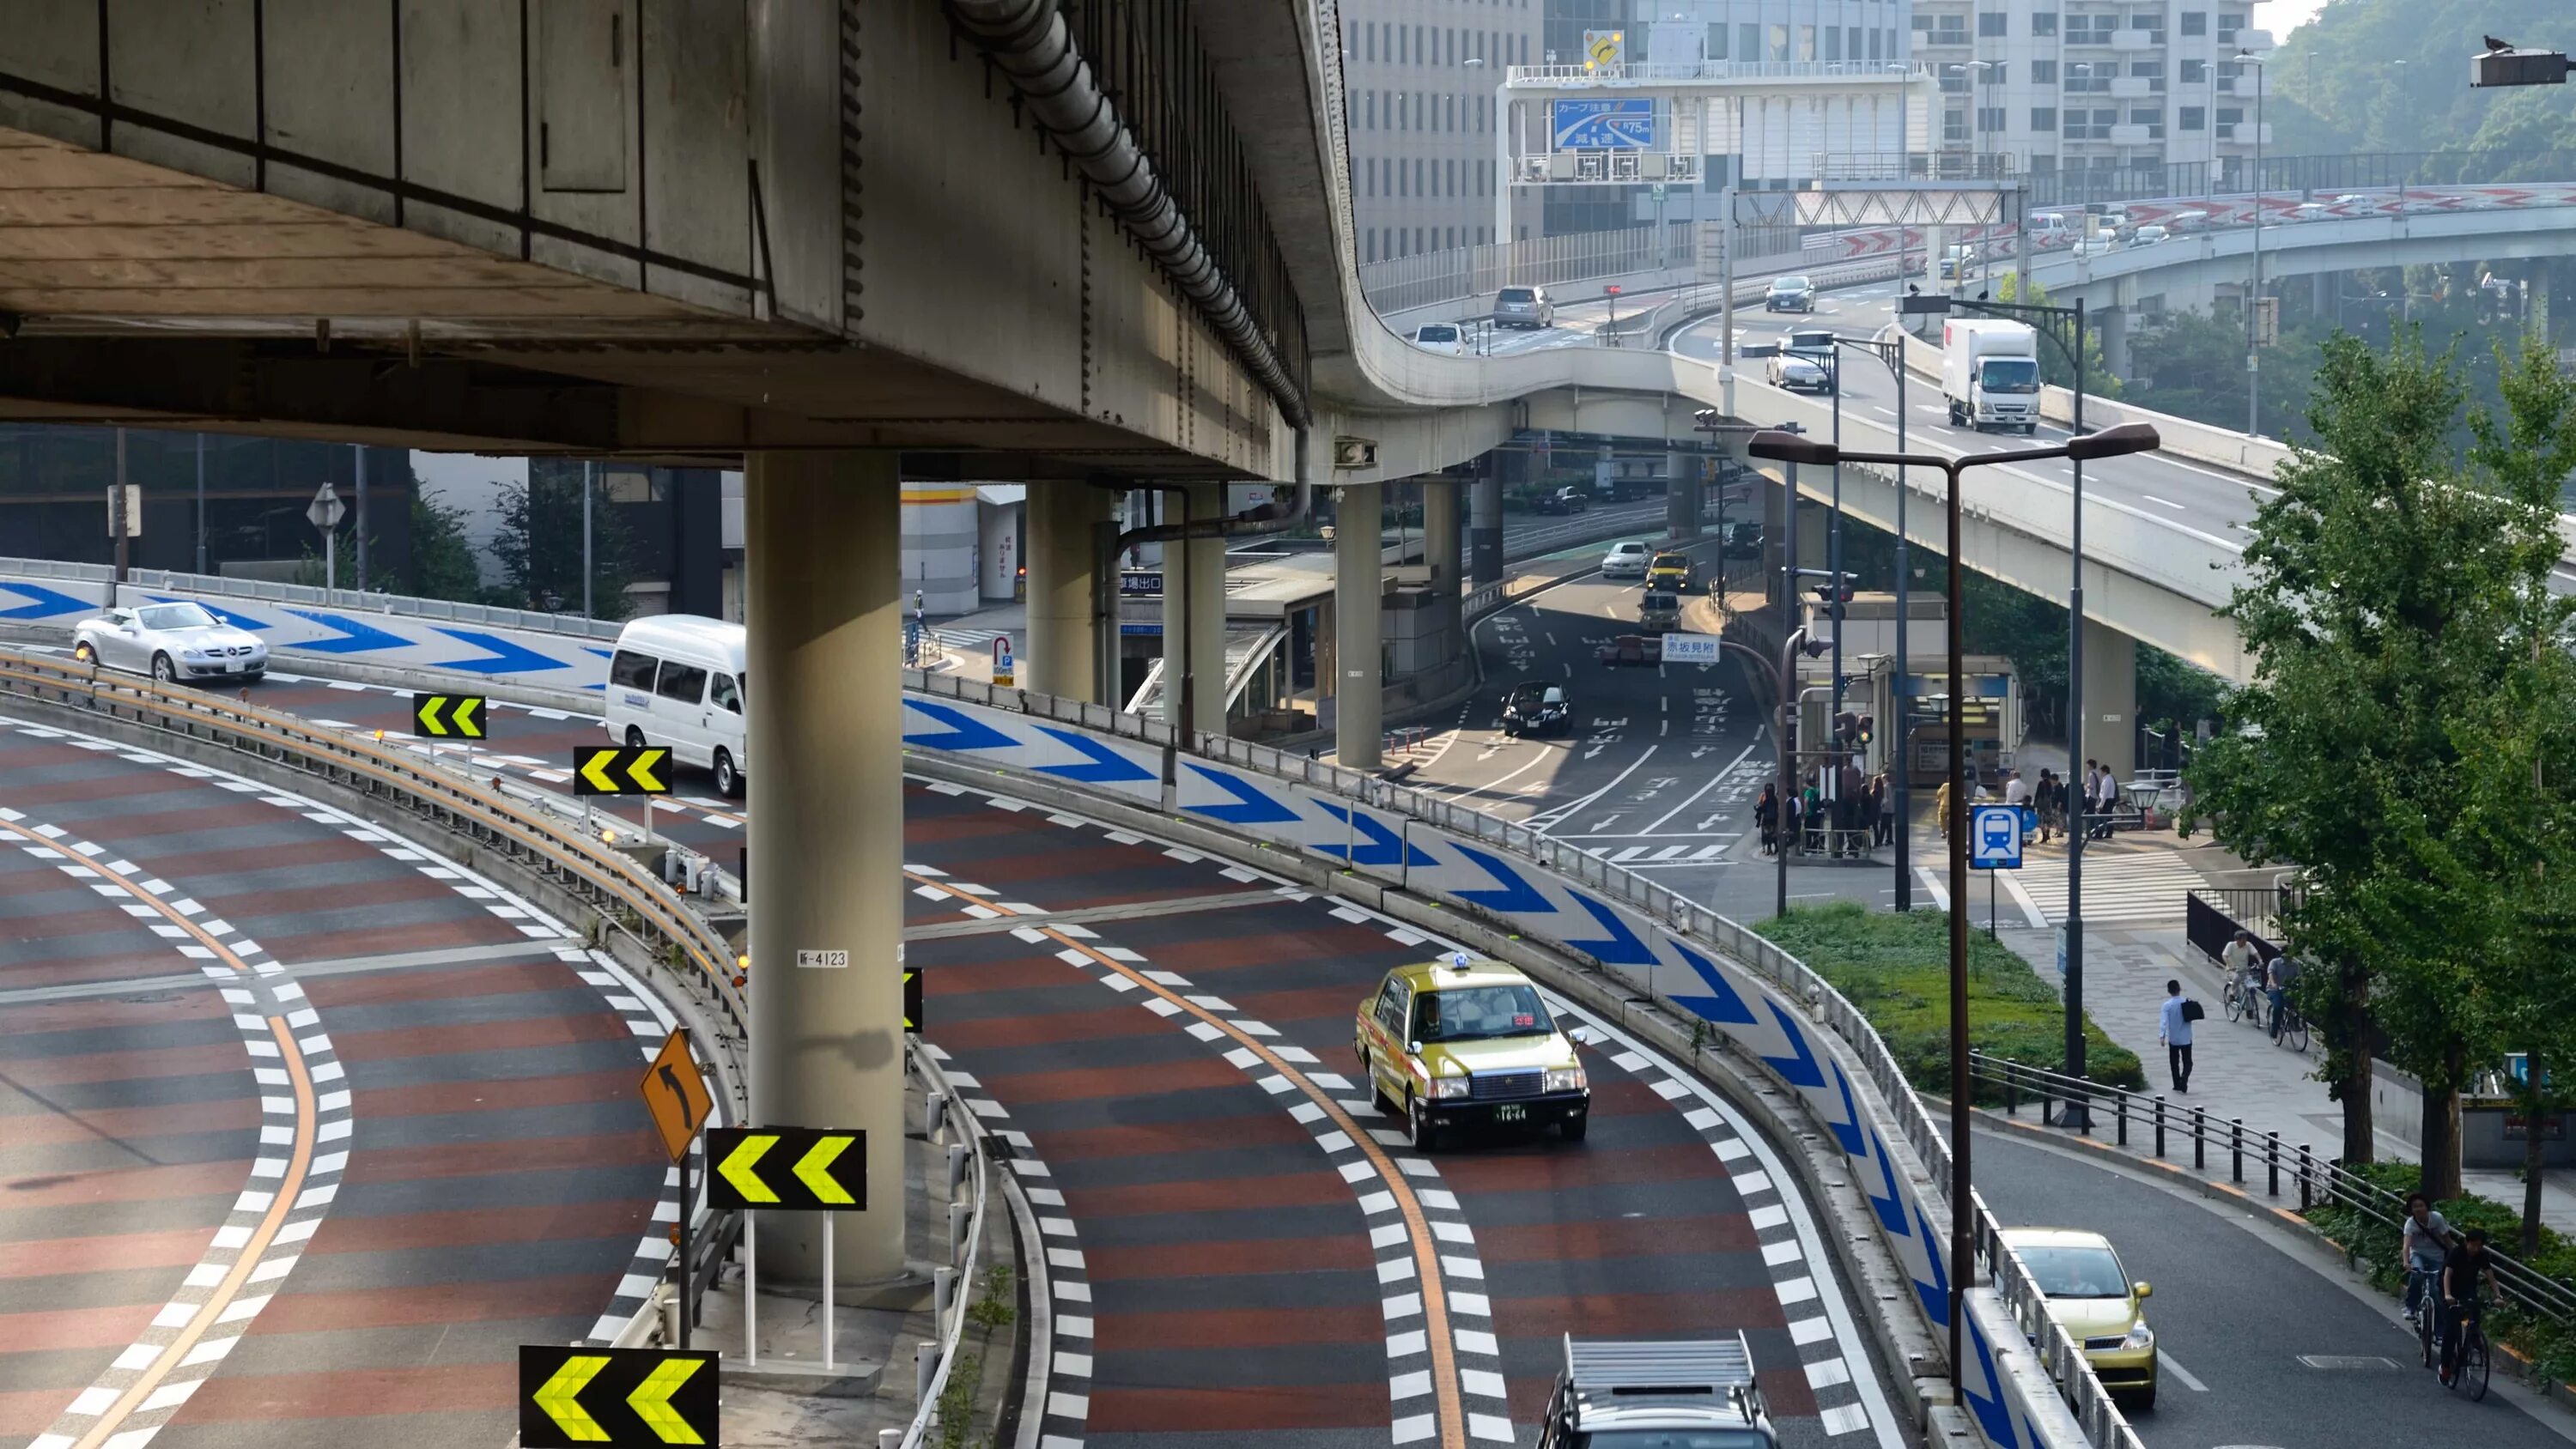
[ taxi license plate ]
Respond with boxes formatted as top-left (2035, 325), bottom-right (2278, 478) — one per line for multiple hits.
top-left (1493, 1105), bottom-right (1526, 1123)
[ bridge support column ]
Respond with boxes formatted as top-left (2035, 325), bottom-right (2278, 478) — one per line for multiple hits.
top-left (2081, 618), bottom-right (2137, 779)
top-left (1424, 479), bottom-right (1463, 660)
top-left (1665, 454), bottom-right (1700, 540)
top-left (1161, 483), bottom-right (1229, 735)
top-left (1027, 484), bottom-right (1111, 701)
top-left (2098, 306), bottom-right (2132, 379)
top-left (1335, 481), bottom-right (1384, 768)
top-left (743, 450), bottom-right (906, 1285)
top-left (1470, 472), bottom-right (1504, 584)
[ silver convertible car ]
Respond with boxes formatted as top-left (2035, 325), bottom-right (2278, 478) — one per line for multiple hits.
top-left (73, 602), bottom-right (268, 685)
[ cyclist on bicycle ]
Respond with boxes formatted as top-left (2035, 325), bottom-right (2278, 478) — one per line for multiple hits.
top-left (2267, 952), bottom-right (2302, 1043)
top-left (2400, 1191), bottom-right (2452, 1325)
top-left (2441, 1226), bottom-right (2498, 1385)
top-left (2222, 931), bottom-right (2265, 1025)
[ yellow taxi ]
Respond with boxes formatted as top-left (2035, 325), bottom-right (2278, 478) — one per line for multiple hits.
top-left (1646, 551), bottom-right (1694, 591)
top-left (1353, 953), bottom-right (1590, 1151)
top-left (1998, 1227), bottom-right (2158, 1409)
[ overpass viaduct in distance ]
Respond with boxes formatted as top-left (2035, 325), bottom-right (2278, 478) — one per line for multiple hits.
top-left (5, 4), bottom-right (2576, 1430)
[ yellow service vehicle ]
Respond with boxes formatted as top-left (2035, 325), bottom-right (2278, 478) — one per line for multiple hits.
top-left (1353, 953), bottom-right (1590, 1151)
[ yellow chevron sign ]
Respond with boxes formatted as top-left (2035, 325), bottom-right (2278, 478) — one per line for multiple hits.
top-left (519, 1345), bottom-right (717, 1446)
top-left (411, 692), bottom-right (485, 738)
top-left (707, 1126), bottom-right (866, 1211)
top-left (573, 746), bottom-right (671, 796)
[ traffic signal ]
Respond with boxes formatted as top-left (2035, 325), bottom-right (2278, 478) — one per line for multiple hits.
top-left (1857, 714), bottom-right (1874, 745)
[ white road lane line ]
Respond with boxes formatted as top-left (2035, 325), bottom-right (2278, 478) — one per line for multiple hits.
top-left (1637, 739), bottom-right (1761, 835)
top-left (2139, 494), bottom-right (2187, 511)
top-left (1522, 747), bottom-right (1662, 834)
top-left (2157, 1349), bottom-right (2209, 1391)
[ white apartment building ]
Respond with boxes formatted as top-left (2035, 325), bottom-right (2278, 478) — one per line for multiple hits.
top-left (1344, 1), bottom-right (1546, 260)
top-left (1909, 1), bottom-right (2271, 185)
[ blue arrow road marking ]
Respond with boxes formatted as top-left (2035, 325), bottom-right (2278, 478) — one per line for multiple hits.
top-left (1448, 845), bottom-right (1557, 916)
top-left (1564, 893), bottom-right (1661, 969)
top-left (1822, 1059), bottom-right (1868, 1157)
top-left (1959, 1317), bottom-right (2019, 1446)
top-left (0, 582), bottom-right (100, 621)
top-left (1863, 1125), bottom-right (1911, 1235)
top-left (146, 597), bottom-right (269, 631)
top-left (1179, 764), bottom-right (1303, 826)
top-left (1667, 942), bottom-right (1759, 1028)
top-left (429, 627), bottom-right (571, 676)
top-left (1312, 804), bottom-right (1435, 868)
top-left (1912, 1197), bottom-right (1952, 1326)
top-left (283, 609), bottom-right (411, 655)
top-left (902, 700), bottom-right (1020, 754)
top-left (1032, 726), bottom-right (1157, 785)
top-left (1758, 1002), bottom-right (1828, 1089)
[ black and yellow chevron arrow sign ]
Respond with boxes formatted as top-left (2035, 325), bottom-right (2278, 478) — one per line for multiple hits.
top-left (903, 969), bottom-right (924, 1033)
top-left (411, 692), bottom-right (485, 738)
top-left (572, 746), bottom-right (671, 797)
top-left (705, 1125), bottom-right (866, 1211)
top-left (519, 1344), bottom-right (718, 1447)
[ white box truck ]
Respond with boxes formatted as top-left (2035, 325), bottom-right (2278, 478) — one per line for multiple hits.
top-left (1941, 318), bottom-right (2043, 433)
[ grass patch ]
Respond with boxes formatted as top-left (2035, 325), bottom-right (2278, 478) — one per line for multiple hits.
top-left (2302, 1158), bottom-right (2576, 1385)
top-left (1753, 902), bottom-right (2145, 1095)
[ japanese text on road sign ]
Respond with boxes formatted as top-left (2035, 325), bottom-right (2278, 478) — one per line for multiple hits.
top-left (412, 693), bottom-right (486, 738)
top-left (520, 1345), bottom-right (717, 1448)
top-left (707, 1127), bottom-right (866, 1211)
top-left (574, 746), bottom-right (671, 796)
top-left (1661, 631), bottom-right (1722, 666)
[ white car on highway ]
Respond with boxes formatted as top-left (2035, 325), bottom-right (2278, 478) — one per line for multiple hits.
top-left (1601, 541), bottom-right (1651, 579)
top-left (73, 601), bottom-right (268, 685)
top-left (1413, 323), bottom-right (1466, 355)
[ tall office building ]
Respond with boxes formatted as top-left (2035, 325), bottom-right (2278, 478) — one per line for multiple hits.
top-left (1344, 1), bottom-right (1545, 260)
top-left (1909, 1), bottom-right (2270, 185)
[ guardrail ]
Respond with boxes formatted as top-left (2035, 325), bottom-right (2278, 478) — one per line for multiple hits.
top-left (0, 555), bottom-right (629, 641)
top-left (905, 1038), bottom-right (994, 1449)
top-left (1970, 1052), bottom-right (2576, 1336)
top-left (0, 646), bottom-right (748, 1064)
top-left (896, 667), bottom-right (2136, 1449)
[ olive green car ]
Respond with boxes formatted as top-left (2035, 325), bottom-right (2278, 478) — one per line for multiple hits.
top-left (1354, 955), bottom-right (1590, 1151)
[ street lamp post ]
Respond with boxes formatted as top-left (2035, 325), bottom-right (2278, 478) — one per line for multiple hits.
top-left (2239, 47), bottom-right (2269, 437)
top-left (1749, 418), bottom-right (2163, 1391)
top-left (1932, 288), bottom-right (2094, 1111)
top-left (1829, 333), bottom-right (1914, 891)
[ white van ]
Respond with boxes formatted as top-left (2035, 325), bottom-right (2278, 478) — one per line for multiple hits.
top-left (605, 615), bottom-right (749, 797)
top-left (2028, 213), bottom-right (2071, 246)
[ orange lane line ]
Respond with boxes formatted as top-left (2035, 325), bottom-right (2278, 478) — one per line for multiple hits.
top-left (905, 869), bottom-right (1470, 1449)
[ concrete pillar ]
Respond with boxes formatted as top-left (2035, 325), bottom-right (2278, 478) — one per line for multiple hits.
top-left (1335, 481), bottom-right (1385, 768)
top-left (744, 450), bottom-right (906, 1284)
top-left (2098, 306), bottom-right (2132, 379)
top-left (1026, 484), bottom-right (1110, 701)
top-left (1795, 500), bottom-right (1830, 573)
top-left (2312, 270), bottom-right (2334, 318)
top-left (1424, 480), bottom-right (1463, 661)
top-left (1161, 483), bottom-right (1228, 735)
top-left (1469, 473), bottom-right (1504, 584)
top-left (2081, 617), bottom-right (2137, 779)
top-left (1761, 464), bottom-right (1788, 606)
top-left (1664, 454), bottom-right (1700, 539)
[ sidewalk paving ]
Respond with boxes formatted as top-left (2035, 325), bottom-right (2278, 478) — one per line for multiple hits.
top-left (1996, 924), bottom-right (2576, 1237)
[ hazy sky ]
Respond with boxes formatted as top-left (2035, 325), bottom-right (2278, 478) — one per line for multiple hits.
top-left (2265, 0), bottom-right (2329, 38)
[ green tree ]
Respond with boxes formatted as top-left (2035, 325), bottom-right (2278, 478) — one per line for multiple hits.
top-left (2123, 307), bottom-right (2316, 441)
top-left (490, 469), bottom-right (635, 620)
top-left (2185, 330), bottom-right (2576, 1191)
top-left (409, 489), bottom-right (485, 603)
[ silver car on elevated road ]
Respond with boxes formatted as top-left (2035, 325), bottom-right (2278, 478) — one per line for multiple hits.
top-left (73, 601), bottom-right (268, 685)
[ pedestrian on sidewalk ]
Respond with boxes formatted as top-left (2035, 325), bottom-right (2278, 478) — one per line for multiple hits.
top-left (2003, 767), bottom-right (2030, 810)
top-left (1874, 773), bottom-right (1895, 847)
top-left (1935, 775), bottom-right (1953, 840)
top-left (1838, 760), bottom-right (1867, 856)
top-left (2092, 761), bottom-right (2123, 840)
top-left (1756, 783), bottom-right (1780, 855)
top-left (2079, 760), bottom-right (2099, 840)
top-left (2158, 978), bottom-right (2196, 1092)
top-left (2035, 768), bottom-right (2062, 843)
top-left (1783, 791), bottom-right (1802, 857)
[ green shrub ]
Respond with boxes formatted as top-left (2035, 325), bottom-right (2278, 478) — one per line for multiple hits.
top-left (1754, 903), bottom-right (2146, 1096)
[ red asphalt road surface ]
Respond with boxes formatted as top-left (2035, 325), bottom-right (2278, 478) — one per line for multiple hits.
top-left (0, 725), bottom-right (665, 1449)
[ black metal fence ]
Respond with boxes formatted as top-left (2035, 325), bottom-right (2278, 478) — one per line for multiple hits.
top-left (1971, 1052), bottom-right (2576, 1335)
top-left (2185, 887), bottom-right (2284, 962)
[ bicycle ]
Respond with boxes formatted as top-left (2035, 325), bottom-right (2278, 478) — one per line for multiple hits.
top-left (2271, 1000), bottom-right (2310, 1053)
top-left (2409, 1267), bottom-right (2439, 1367)
top-left (2223, 971), bottom-right (2266, 1028)
top-left (2445, 1299), bottom-right (2491, 1401)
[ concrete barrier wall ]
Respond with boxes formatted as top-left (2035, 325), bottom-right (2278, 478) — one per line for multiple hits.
top-left (0, 568), bottom-right (615, 693)
top-left (897, 684), bottom-right (2103, 1449)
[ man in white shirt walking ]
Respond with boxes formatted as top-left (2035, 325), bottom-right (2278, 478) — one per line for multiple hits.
top-left (2158, 978), bottom-right (2196, 1091)
top-left (2091, 762), bottom-right (2123, 840)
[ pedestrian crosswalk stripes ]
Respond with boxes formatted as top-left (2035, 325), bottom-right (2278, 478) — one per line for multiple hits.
top-left (2008, 854), bottom-right (2207, 925)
